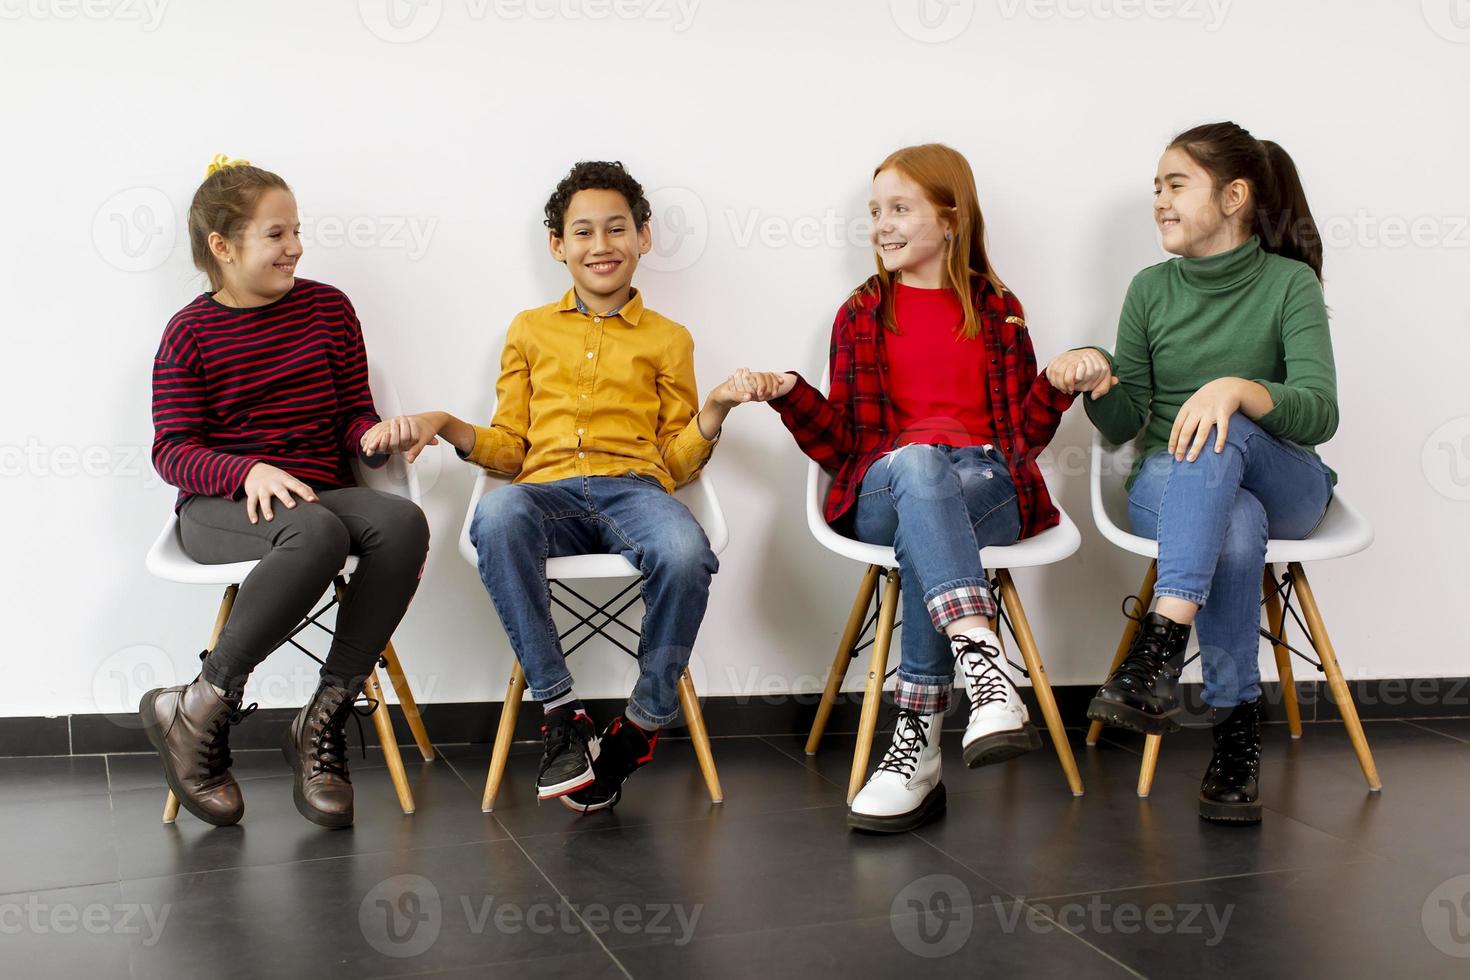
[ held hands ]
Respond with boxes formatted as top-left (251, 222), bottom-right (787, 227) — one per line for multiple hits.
top-left (360, 412), bottom-right (444, 464)
top-left (712, 369), bottom-right (797, 407)
top-left (242, 463), bottom-right (317, 524)
top-left (1045, 349), bottom-right (1119, 400)
top-left (1169, 378), bottom-right (1249, 462)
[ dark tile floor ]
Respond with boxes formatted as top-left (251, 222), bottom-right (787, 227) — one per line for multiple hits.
top-left (4, 717), bottom-right (1470, 978)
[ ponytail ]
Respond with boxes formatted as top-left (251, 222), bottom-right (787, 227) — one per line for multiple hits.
top-left (1170, 123), bottom-right (1323, 281)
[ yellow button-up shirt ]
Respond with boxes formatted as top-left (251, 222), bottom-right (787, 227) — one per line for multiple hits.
top-left (465, 288), bottom-right (716, 492)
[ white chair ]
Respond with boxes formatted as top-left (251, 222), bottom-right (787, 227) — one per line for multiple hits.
top-left (145, 358), bottom-right (435, 822)
top-left (801, 427), bottom-right (1086, 803)
top-left (1086, 432), bottom-right (1380, 797)
top-left (458, 464), bottom-right (729, 812)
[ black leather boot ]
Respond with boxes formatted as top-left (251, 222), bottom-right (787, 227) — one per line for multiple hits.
top-left (1086, 611), bottom-right (1190, 734)
top-left (1199, 696), bottom-right (1263, 824)
top-left (282, 679), bottom-right (371, 829)
top-left (139, 672), bottom-right (256, 826)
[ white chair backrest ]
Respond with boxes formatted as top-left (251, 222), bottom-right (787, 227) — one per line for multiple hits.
top-left (351, 356), bottom-right (422, 504)
top-left (1090, 433), bottom-right (1140, 535)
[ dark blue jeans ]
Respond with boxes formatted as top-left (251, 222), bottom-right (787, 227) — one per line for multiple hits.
top-left (1127, 412), bottom-right (1334, 707)
top-left (852, 444), bottom-right (1022, 713)
top-left (469, 475), bottom-right (718, 729)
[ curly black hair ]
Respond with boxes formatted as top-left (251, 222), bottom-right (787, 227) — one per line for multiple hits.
top-left (543, 160), bottom-right (652, 237)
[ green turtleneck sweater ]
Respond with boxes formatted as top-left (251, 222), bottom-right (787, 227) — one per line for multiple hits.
top-left (1086, 236), bottom-right (1338, 489)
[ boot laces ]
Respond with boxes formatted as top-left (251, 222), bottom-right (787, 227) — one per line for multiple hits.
top-left (875, 709), bottom-right (930, 780)
top-left (954, 635), bottom-right (1017, 710)
top-left (200, 697), bottom-right (257, 780)
top-left (311, 690), bottom-right (376, 781)
top-left (1115, 596), bottom-right (1178, 687)
top-left (1208, 703), bottom-right (1262, 779)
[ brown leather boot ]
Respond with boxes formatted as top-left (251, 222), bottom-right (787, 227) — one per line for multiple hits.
top-left (281, 680), bottom-right (369, 829)
top-left (139, 673), bottom-right (255, 827)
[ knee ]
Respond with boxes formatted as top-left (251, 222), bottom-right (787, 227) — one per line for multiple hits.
top-left (380, 496), bottom-right (431, 562)
top-left (641, 526), bottom-right (716, 582)
top-left (279, 505), bottom-right (351, 570)
top-left (471, 488), bottom-right (535, 551)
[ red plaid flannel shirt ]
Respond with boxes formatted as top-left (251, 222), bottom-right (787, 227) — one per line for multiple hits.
top-left (771, 276), bottom-right (1076, 539)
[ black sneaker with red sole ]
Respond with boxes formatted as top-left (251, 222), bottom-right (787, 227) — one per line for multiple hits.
top-left (560, 716), bottom-right (657, 813)
top-left (536, 706), bottom-right (599, 800)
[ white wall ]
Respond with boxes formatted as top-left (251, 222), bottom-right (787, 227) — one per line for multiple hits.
top-left (2, 0), bottom-right (1467, 720)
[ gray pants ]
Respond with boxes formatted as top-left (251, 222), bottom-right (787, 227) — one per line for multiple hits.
top-left (180, 487), bottom-right (430, 693)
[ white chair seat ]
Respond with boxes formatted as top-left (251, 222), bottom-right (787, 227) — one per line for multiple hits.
top-left (805, 456), bottom-right (1082, 570)
top-left (457, 468), bottom-right (730, 577)
top-left (146, 515), bottom-right (361, 585)
top-left (1089, 433), bottom-right (1373, 564)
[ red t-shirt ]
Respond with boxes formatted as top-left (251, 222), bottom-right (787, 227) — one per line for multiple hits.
top-left (885, 282), bottom-right (995, 448)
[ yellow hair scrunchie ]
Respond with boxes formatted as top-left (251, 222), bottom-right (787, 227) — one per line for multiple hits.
top-left (204, 153), bottom-right (251, 178)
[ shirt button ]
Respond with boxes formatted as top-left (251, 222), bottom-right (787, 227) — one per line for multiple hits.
top-left (593, 316), bottom-right (602, 323)
top-left (576, 428), bottom-right (584, 435)
top-left (578, 452), bottom-right (586, 459)
top-left (586, 351), bottom-right (594, 359)
top-left (580, 394), bottom-right (588, 399)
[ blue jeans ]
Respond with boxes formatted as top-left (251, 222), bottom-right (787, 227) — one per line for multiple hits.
top-left (1127, 413), bottom-right (1334, 708)
top-left (853, 444), bottom-right (1022, 713)
top-left (469, 475), bottom-right (718, 729)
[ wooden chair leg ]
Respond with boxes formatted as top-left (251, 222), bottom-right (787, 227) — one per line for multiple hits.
top-left (1138, 734), bottom-right (1162, 798)
top-left (1289, 563), bottom-right (1382, 791)
top-left (677, 670), bottom-right (723, 804)
top-left (1087, 561), bottom-right (1158, 745)
top-left (481, 664), bottom-right (527, 812)
top-left (365, 667), bottom-right (414, 814)
top-left (1262, 565), bottom-right (1302, 739)
top-left (997, 570), bottom-right (1084, 797)
top-left (381, 640), bottom-right (435, 762)
top-left (848, 569), bottom-right (900, 804)
top-left (806, 565), bottom-right (881, 756)
top-left (165, 583), bottom-right (238, 825)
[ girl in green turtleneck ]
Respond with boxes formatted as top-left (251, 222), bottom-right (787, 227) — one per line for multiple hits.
top-left (1049, 122), bottom-right (1338, 825)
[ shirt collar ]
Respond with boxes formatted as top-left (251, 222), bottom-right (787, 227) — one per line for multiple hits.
top-left (558, 287), bottom-right (644, 325)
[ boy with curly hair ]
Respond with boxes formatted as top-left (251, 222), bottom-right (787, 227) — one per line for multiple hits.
top-left (408, 161), bottom-right (746, 811)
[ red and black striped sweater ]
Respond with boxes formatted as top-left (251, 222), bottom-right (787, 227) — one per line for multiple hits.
top-left (151, 278), bottom-right (381, 510)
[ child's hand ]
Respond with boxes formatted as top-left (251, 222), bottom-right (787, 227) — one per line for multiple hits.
top-left (1169, 378), bottom-right (1244, 462)
top-left (242, 462), bottom-right (317, 524)
top-left (360, 413), bottom-right (442, 463)
top-left (1045, 349), bottom-right (1118, 399)
top-left (709, 371), bottom-right (756, 408)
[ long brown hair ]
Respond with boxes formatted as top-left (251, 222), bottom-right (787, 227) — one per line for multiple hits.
top-left (872, 143), bottom-right (1006, 339)
top-left (1168, 122), bottom-right (1323, 281)
top-left (187, 159), bottom-right (292, 291)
